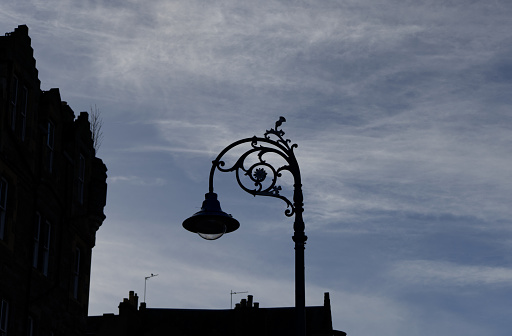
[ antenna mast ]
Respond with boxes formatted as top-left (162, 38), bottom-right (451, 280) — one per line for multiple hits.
top-left (144, 273), bottom-right (159, 303)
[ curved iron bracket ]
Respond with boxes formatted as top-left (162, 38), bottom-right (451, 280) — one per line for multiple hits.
top-left (208, 117), bottom-right (303, 219)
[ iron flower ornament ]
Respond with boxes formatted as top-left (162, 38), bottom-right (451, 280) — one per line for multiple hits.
top-left (210, 116), bottom-right (302, 218)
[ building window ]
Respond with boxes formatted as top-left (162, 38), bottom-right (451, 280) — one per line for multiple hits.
top-left (42, 221), bottom-right (51, 276)
top-left (46, 121), bottom-right (55, 173)
top-left (32, 213), bottom-right (41, 268)
top-left (73, 248), bottom-right (81, 299)
top-left (0, 178), bottom-right (7, 241)
top-left (78, 154), bottom-right (85, 204)
top-left (27, 316), bottom-right (34, 336)
top-left (0, 299), bottom-right (8, 335)
top-left (19, 86), bottom-right (28, 141)
top-left (33, 213), bottom-right (51, 276)
top-left (10, 76), bottom-right (18, 131)
top-left (7, 77), bottom-right (28, 140)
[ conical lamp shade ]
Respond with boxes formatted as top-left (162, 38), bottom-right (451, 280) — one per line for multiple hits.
top-left (183, 192), bottom-right (240, 240)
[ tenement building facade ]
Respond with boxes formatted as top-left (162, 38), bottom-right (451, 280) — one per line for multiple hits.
top-left (0, 25), bottom-right (107, 336)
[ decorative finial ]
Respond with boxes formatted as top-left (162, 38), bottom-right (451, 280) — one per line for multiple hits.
top-left (275, 116), bottom-right (286, 130)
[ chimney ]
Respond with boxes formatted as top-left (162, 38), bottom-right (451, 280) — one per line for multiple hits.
top-left (14, 25), bottom-right (29, 36)
top-left (324, 292), bottom-right (330, 308)
top-left (235, 295), bottom-right (259, 309)
top-left (324, 292), bottom-right (333, 331)
top-left (129, 291), bottom-right (139, 308)
top-left (119, 291), bottom-right (139, 315)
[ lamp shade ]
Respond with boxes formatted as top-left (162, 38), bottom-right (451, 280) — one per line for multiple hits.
top-left (182, 192), bottom-right (240, 240)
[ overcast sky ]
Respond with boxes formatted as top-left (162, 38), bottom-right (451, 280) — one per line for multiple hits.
top-left (2, 1), bottom-right (512, 335)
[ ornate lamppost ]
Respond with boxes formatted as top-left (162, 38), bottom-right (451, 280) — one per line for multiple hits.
top-left (183, 117), bottom-right (307, 336)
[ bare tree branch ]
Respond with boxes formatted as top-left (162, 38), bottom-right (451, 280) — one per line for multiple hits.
top-left (90, 104), bottom-right (104, 154)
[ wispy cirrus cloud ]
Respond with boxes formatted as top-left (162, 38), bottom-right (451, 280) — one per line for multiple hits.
top-left (390, 260), bottom-right (512, 287)
top-left (109, 175), bottom-right (166, 187)
top-left (3, 1), bottom-right (512, 335)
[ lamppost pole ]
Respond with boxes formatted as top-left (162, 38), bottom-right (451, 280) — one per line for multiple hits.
top-left (292, 181), bottom-right (307, 336)
top-left (183, 117), bottom-right (307, 336)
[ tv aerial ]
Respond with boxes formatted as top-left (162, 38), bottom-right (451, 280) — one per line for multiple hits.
top-left (144, 273), bottom-right (158, 303)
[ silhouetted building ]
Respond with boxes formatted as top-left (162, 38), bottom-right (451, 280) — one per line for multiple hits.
top-left (86, 292), bottom-right (346, 336)
top-left (0, 25), bottom-right (107, 336)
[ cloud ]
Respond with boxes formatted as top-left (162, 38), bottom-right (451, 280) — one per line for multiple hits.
top-left (109, 175), bottom-right (167, 187)
top-left (390, 260), bottom-right (512, 287)
top-left (3, 1), bottom-right (512, 335)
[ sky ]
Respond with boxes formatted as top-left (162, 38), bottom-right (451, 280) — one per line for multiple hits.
top-left (2, 0), bottom-right (512, 335)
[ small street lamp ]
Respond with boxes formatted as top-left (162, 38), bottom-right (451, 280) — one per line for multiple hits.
top-left (183, 117), bottom-right (307, 336)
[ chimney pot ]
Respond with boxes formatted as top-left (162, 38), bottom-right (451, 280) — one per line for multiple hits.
top-left (129, 291), bottom-right (139, 308)
top-left (324, 292), bottom-right (330, 307)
